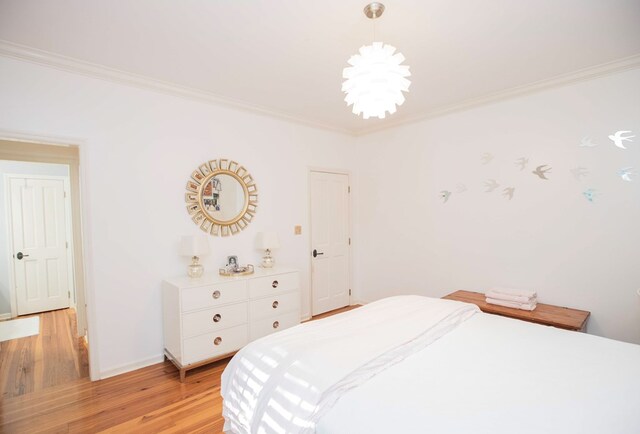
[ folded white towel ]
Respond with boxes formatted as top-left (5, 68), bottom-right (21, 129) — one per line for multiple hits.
top-left (488, 287), bottom-right (537, 299)
top-left (486, 290), bottom-right (536, 304)
top-left (486, 297), bottom-right (537, 311)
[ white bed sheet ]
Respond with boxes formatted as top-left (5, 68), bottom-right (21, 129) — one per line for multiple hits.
top-left (221, 296), bottom-right (478, 433)
top-left (318, 313), bottom-right (640, 434)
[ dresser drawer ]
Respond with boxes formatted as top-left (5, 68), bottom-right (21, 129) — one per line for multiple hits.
top-left (181, 280), bottom-right (247, 312)
top-left (249, 291), bottom-right (300, 320)
top-left (249, 272), bottom-right (299, 299)
top-left (182, 302), bottom-right (248, 338)
top-left (183, 324), bottom-right (247, 365)
top-left (249, 311), bottom-right (300, 341)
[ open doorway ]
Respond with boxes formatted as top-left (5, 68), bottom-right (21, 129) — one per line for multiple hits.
top-left (0, 140), bottom-right (91, 396)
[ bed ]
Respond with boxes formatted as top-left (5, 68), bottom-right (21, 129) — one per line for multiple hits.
top-left (221, 296), bottom-right (640, 434)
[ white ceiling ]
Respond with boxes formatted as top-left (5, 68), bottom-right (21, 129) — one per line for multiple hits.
top-left (1, 0), bottom-right (639, 134)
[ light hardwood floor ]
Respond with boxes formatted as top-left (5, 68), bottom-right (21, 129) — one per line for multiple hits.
top-left (0, 308), bottom-right (89, 400)
top-left (0, 305), bottom-right (360, 433)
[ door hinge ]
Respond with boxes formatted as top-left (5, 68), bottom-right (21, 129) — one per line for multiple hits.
top-left (68, 291), bottom-right (71, 299)
top-left (348, 238), bottom-right (351, 245)
top-left (348, 186), bottom-right (351, 193)
top-left (349, 289), bottom-right (352, 296)
top-left (64, 191), bottom-right (67, 198)
top-left (66, 241), bottom-right (69, 249)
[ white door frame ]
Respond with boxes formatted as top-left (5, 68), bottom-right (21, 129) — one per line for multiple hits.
top-left (307, 167), bottom-right (353, 317)
top-left (5, 174), bottom-right (75, 317)
top-left (0, 129), bottom-right (100, 381)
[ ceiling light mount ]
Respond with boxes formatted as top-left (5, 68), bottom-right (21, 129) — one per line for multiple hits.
top-left (363, 2), bottom-right (385, 19)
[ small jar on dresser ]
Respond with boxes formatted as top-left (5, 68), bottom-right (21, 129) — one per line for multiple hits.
top-left (162, 267), bottom-right (300, 382)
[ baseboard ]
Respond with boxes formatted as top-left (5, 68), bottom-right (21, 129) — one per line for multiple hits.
top-left (99, 354), bottom-right (165, 380)
top-left (350, 299), bottom-right (369, 306)
top-left (0, 313), bottom-right (12, 321)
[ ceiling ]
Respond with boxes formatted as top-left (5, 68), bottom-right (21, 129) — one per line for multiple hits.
top-left (1, 0), bottom-right (639, 134)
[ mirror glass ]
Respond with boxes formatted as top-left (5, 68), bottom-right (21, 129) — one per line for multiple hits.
top-left (201, 174), bottom-right (247, 222)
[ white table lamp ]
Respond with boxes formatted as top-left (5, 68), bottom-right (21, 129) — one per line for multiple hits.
top-left (256, 231), bottom-right (280, 268)
top-left (179, 235), bottom-right (210, 278)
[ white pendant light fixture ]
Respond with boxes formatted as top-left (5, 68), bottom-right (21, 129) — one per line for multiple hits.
top-left (342, 2), bottom-right (411, 120)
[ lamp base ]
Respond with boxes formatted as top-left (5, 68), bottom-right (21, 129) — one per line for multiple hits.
top-left (261, 249), bottom-right (275, 268)
top-left (187, 256), bottom-right (204, 278)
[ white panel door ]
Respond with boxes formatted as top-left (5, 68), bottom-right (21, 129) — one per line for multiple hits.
top-left (9, 177), bottom-right (71, 315)
top-left (310, 171), bottom-right (350, 315)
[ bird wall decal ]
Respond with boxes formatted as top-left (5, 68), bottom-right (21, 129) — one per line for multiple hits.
top-left (618, 167), bottom-right (634, 182)
top-left (583, 188), bottom-right (596, 202)
top-left (532, 165), bottom-right (551, 180)
top-left (609, 131), bottom-right (634, 149)
top-left (579, 137), bottom-right (598, 148)
top-left (480, 153), bottom-right (494, 165)
top-left (502, 187), bottom-right (515, 200)
top-left (570, 167), bottom-right (589, 180)
top-left (484, 179), bottom-right (499, 192)
top-left (515, 157), bottom-right (529, 171)
top-left (456, 183), bottom-right (468, 193)
top-left (439, 190), bottom-right (452, 203)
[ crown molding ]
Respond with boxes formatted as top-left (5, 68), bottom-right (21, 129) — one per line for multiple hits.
top-left (1, 39), bottom-right (638, 137)
top-left (0, 40), bottom-right (354, 136)
top-left (355, 53), bottom-right (640, 136)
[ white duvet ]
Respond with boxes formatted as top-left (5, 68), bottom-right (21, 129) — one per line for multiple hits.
top-left (319, 311), bottom-right (640, 434)
top-left (221, 296), bottom-right (478, 434)
top-left (222, 296), bottom-right (640, 434)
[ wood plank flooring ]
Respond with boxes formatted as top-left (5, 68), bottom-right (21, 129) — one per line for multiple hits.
top-left (306, 304), bottom-right (360, 321)
top-left (0, 308), bottom-right (89, 399)
top-left (0, 304), bottom-right (360, 433)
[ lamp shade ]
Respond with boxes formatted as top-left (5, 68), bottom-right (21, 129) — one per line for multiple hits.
top-left (178, 235), bottom-right (210, 257)
top-left (342, 42), bottom-right (411, 119)
top-left (256, 231), bottom-right (280, 250)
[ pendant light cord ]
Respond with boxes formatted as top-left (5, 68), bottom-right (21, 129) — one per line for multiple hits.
top-left (372, 12), bottom-right (377, 42)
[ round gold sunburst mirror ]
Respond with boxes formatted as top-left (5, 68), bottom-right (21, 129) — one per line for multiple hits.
top-left (185, 159), bottom-right (258, 236)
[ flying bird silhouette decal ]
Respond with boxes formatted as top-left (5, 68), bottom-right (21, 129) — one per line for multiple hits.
top-left (532, 165), bottom-right (551, 180)
top-left (579, 137), bottom-right (598, 148)
top-left (515, 157), bottom-right (529, 171)
top-left (618, 167), bottom-right (634, 182)
top-left (481, 153), bottom-right (494, 165)
top-left (484, 179), bottom-right (499, 192)
top-left (609, 131), bottom-right (634, 149)
top-left (502, 187), bottom-right (515, 200)
top-left (440, 190), bottom-right (452, 203)
top-left (583, 188), bottom-right (596, 202)
top-left (570, 167), bottom-right (589, 180)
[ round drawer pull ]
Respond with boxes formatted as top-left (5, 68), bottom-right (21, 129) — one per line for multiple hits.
top-left (214, 337), bottom-right (222, 345)
top-left (212, 290), bottom-right (221, 299)
top-left (273, 321), bottom-right (280, 329)
top-left (272, 280), bottom-right (279, 288)
top-left (272, 301), bottom-right (279, 309)
top-left (213, 314), bottom-right (221, 322)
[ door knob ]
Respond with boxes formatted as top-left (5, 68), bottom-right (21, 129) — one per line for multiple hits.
top-left (312, 249), bottom-right (324, 258)
top-left (16, 252), bottom-right (29, 260)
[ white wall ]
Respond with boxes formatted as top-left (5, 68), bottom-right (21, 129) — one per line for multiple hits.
top-left (0, 57), bottom-right (357, 376)
top-left (0, 160), bottom-right (70, 315)
top-left (2, 52), bottom-right (638, 381)
top-left (355, 68), bottom-right (640, 344)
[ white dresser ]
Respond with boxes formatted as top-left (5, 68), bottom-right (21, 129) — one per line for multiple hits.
top-left (162, 267), bottom-right (300, 381)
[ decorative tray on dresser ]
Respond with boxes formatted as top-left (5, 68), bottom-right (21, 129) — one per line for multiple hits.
top-left (162, 267), bottom-right (300, 381)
